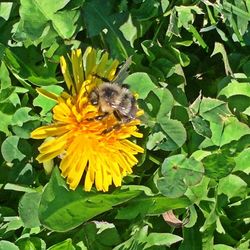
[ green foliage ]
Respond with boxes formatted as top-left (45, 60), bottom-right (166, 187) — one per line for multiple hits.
top-left (0, 0), bottom-right (250, 249)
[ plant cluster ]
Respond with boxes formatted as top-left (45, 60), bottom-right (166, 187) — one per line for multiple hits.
top-left (0, 0), bottom-right (249, 249)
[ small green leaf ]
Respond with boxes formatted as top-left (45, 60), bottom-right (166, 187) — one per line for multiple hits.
top-left (202, 153), bottom-right (235, 180)
top-left (218, 81), bottom-right (250, 98)
top-left (124, 72), bottom-right (156, 99)
top-left (19, 192), bottom-right (41, 228)
top-left (218, 175), bottom-right (247, 199)
top-left (234, 148), bottom-right (250, 174)
top-left (12, 107), bottom-right (37, 126)
top-left (0, 87), bottom-right (15, 103)
top-left (1, 136), bottom-right (25, 162)
top-left (119, 14), bottom-right (137, 47)
top-left (33, 85), bottom-right (63, 115)
top-left (211, 42), bottom-right (233, 75)
top-left (158, 118), bottom-right (187, 151)
top-left (16, 237), bottom-right (46, 250)
top-left (0, 241), bottom-right (19, 250)
top-left (157, 155), bottom-right (204, 198)
top-left (145, 233), bottom-right (182, 248)
top-left (47, 239), bottom-right (74, 250)
top-left (191, 116), bottom-right (212, 138)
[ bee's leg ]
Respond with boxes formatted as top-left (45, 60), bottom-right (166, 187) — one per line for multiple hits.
top-left (113, 110), bottom-right (122, 121)
top-left (101, 123), bottom-right (121, 134)
top-left (92, 73), bottom-right (110, 82)
top-left (86, 112), bottom-right (109, 121)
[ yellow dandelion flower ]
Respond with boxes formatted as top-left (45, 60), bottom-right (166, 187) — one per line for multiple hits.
top-left (31, 48), bottom-right (144, 192)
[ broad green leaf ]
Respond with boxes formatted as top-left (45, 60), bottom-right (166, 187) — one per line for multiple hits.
top-left (39, 168), bottom-right (142, 232)
top-left (124, 72), bottom-right (156, 99)
top-left (144, 233), bottom-right (182, 249)
top-left (0, 241), bottom-right (19, 250)
top-left (157, 155), bottom-right (204, 198)
top-left (157, 118), bottom-right (187, 151)
top-left (116, 195), bottom-right (191, 219)
top-left (19, 192), bottom-right (41, 228)
top-left (202, 152), bottom-right (235, 179)
top-left (1, 136), bottom-right (25, 162)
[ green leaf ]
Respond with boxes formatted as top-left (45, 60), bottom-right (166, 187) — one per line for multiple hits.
top-left (209, 117), bottom-right (250, 147)
top-left (191, 116), bottom-right (212, 138)
top-left (39, 168), bottom-right (142, 232)
top-left (116, 194), bottom-right (191, 219)
top-left (84, 0), bottom-right (131, 59)
top-left (1, 136), bottom-right (25, 162)
top-left (47, 239), bottom-right (74, 250)
top-left (157, 118), bottom-right (187, 151)
top-left (191, 97), bottom-right (231, 124)
top-left (4, 47), bottom-right (58, 86)
top-left (218, 81), bottom-right (250, 98)
top-left (157, 155), bottom-right (204, 198)
top-left (144, 233), bottom-right (182, 248)
top-left (202, 153), bottom-right (235, 180)
top-left (0, 241), bottom-right (19, 250)
top-left (234, 148), bottom-right (250, 174)
top-left (225, 198), bottom-right (250, 220)
top-left (0, 62), bottom-right (11, 88)
top-left (131, 0), bottom-right (160, 21)
top-left (0, 87), bottom-right (15, 103)
top-left (119, 14), bottom-right (137, 47)
top-left (214, 245), bottom-right (235, 250)
top-left (179, 223), bottom-right (202, 250)
top-left (124, 72), bottom-right (156, 99)
top-left (33, 85), bottom-right (63, 115)
top-left (154, 88), bottom-right (174, 120)
top-left (16, 237), bottom-right (46, 250)
top-left (211, 42), bottom-right (233, 75)
top-left (218, 175), bottom-right (247, 199)
top-left (12, 107), bottom-right (37, 126)
top-left (19, 192), bottom-right (41, 228)
top-left (15, 0), bottom-right (79, 40)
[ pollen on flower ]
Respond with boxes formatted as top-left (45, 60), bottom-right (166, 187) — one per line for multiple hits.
top-left (31, 47), bottom-right (144, 192)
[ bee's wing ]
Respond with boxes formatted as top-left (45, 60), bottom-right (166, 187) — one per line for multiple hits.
top-left (112, 57), bottom-right (132, 83)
